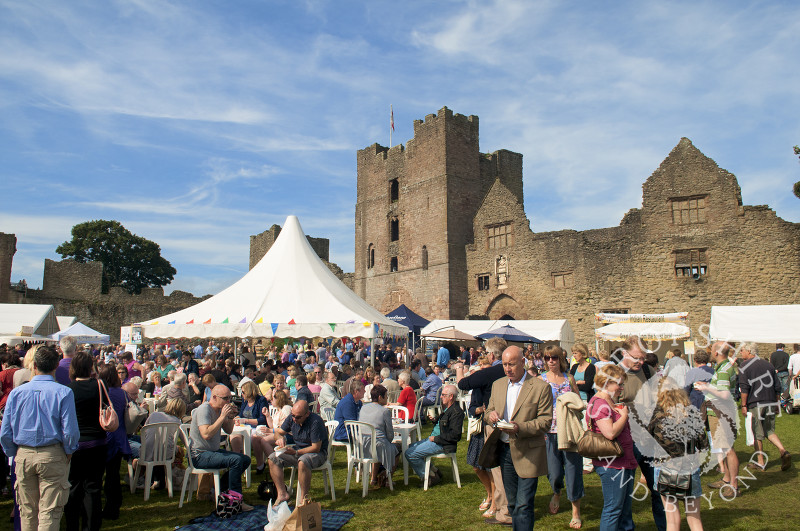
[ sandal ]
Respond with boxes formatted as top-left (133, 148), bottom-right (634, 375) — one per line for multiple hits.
top-left (479, 498), bottom-right (491, 511)
top-left (569, 518), bottom-right (582, 529)
top-left (482, 508), bottom-right (497, 518)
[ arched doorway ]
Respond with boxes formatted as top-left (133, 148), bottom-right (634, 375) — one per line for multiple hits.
top-left (486, 294), bottom-right (527, 320)
top-left (499, 314), bottom-right (515, 320)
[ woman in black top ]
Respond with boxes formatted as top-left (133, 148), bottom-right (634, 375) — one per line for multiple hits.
top-left (65, 351), bottom-right (107, 531)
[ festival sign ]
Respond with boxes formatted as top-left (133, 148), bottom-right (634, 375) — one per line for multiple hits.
top-left (595, 312), bottom-right (688, 324)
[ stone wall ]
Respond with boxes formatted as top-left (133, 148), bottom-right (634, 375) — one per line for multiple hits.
top-left (353, 106), bottom-right (523, 318)
top-left (466, 137), bottom-right (800, 342)
top-left (15, 258), bottom-right (206, 343)
top-left (250, 224), bottom-right (330, 269)
top-left (0, 233), bottom-right (16, 303)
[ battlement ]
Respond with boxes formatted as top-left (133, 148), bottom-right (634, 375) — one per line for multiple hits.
top-left (249, 224), bottom-right (330, 270)
top-left (0, 233), bottom-right (16, 303)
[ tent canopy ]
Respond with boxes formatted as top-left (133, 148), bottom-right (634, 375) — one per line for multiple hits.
top-left (386, 304), bottom-right (430, 335)
top-left (421, 319), bottom-right (574, 350)
top-left (0, 304), bottom-right (59, 337)
top-left (420, 328), bottom-right (476, 341)
top-left (139, 216), bottom-right (408, 341)
top-left (51, 322), bottom-right (110, 345)
top-left (709, 305), bottom-right (800, 344)
top-left (476, 325), bottom-right (542, 343)
top-left (595, 322), bottom-right (691, 341)
top-left (57, 316), bottom-right (78, 331)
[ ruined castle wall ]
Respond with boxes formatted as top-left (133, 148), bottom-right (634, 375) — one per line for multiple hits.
top-left (0, 233), bottom-right (16, 303)
top-left (42, 259), bottom-right (103, 300)
top-left (354, 107), bottom-right (524, 320)
top-left (466, 138), bottom-right (800, 343)
top-left (250, 225), bottom-right (330, 269)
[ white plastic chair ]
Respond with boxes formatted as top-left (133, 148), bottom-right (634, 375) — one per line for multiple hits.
top-left (177, 423), bottom-right (226, 508)
top-left (320, 407), bottom-right (336, 422)
top-left (428, 386), bottom-right (444, 417)
top-left (344, 420), bottom-right (392, 497)
top-left (423, 420), bottom-right (462, 491)
top-left (311, 392), bottom-right (321, 411)
top-left (387, 405), bottom-right (409, 424)
top-left (268, 405), bottom-right (279, 419)
top-left (411, 397), bottom-right (425, 440)
top-left (129, 421), bottom-right (180, 501)
top-left (286, 420), bottom-right (337, 505)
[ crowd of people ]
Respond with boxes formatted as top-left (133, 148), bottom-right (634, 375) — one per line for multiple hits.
top-left (0, 335), bottom-right (794, 530)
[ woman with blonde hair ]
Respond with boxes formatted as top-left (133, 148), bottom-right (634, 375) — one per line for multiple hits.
top-left (13, 343), bottom-right (40, 387)
top-left (587, 364), bottom-right (637, 531)
top-left (570, 343), bottom-right (596, 402)
top-left (258, 387), bottom-right (293, 467)
top-left (648, 382), bottom-right (707, 531)
top-left (540, 345), bottom-right (583, 527)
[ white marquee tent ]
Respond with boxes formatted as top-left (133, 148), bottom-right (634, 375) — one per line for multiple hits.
top-left (709, 305), bottom-right (800, 344)
top-left (51, 322), bottom-right (110, 345)
top-left (57, 316), bottom-right (78, 331)
top-left (0, 304), bottom-right (59, 346)
top-left (139, 216), bottom-right (408, 342)
top-left (420, 319), bottom-right (575, 350)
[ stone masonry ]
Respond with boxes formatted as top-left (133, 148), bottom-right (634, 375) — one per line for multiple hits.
top-left (0, 233), bottom-right (16, 304)
top-left (355, 107), bottom-right (800, 343)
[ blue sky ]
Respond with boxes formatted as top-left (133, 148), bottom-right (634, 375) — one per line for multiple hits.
top-left (2, 0), bottom-right (798, 297)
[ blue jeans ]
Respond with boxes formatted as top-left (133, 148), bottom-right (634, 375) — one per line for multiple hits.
top-left (193, 450), bottom-right (251, 494)
top-left (545, 433), bottom-right (585, 502)
top-left (499, 442), bottom-right (538, 531)
top-left (634, 445), bottom-right (666, 531)
top-left (596, 466), bottom-right (635, 531)
top-left (404, 439), bottom-right (444, 480)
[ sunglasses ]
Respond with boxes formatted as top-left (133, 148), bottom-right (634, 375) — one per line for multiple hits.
top-left (214, 395), bottom-right (232, 401)
top-left (543, 356), bottom-right (559, 361)
top-left (291, 413), bottom-right (306, 419)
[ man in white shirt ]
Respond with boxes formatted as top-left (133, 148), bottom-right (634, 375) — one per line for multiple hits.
top-left (787, 344), bottom-right (800, 379)
top-left (485, 347), bottom-right (552, 529)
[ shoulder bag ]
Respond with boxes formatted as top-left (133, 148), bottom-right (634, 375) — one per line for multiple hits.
top-left (576, 400), bottom-right (623, 459)
top-left (656, 467), bottom-right (693, 499)
top-left (98, 379), bottom-right (120, 432)
top-left (124, 395), bottom-right (148, 435)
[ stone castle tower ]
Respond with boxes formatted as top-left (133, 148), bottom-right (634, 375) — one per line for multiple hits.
top-left (353, 106), bottom-right (523, 319)
top-left (0, 233), bottom-right (17, 303)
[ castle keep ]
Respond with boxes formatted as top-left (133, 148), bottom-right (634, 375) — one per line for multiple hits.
top-left (352, 107), bottom-right (800, 341)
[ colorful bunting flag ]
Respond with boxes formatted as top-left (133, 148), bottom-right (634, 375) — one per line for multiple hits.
top-left (271, 323), bottom-right (278, 334)
top-left (221, 318), bottom-right (229, 324)
top-left (151, 321), bottom-right (159, 325)
top-left (203, 318), bottom-right (211, 324)
top-left (239, 317), bottom-right (246, 324)
top-left (255, 317), bottom-right (263, 323)
top-left (186, 319), bottom-right (194, 324)
top-left (329, 323), bottom-right (336, 332)
top-left (168, 320), bottom-right (175, 324)
top-left (288, 319), bottom-right (296, 325)
top-left (363, 321), bottom-right (370, 327)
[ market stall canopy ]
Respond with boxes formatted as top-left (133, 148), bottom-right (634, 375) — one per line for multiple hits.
top-left (50, 322), bottom-right (110, 345)
top-left (594, 322), bottom-right (691, 341)
top-left (476, 324), bottom-right (542, 343)
top-left (709, 305), bottom-right (800, 344)
top-left (386, 305), bottom-right (430, 335)
top-left (420, 328), bottom-right (476, 341)
top-left (57, 316), bottom-right (78, 331)
top-left (0, 304), bottom-right (59, 337)
top-left (421, 319), bottom-right (574, 350)
top-left (139, 215), bottom-right (408, 341)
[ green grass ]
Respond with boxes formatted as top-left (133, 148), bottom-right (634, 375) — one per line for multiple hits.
top-left (3, 413), bottom-right (799, 530)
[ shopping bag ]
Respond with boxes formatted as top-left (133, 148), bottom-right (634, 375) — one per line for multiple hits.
top-left (283, 496), bottom-right (322, 531)
top-left (264, 500), bottom-right (291, 531)
top-left (745, 411), bottom-right (754, 446)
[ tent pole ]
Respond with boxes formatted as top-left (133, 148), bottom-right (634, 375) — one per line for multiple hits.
top-left (370, 337), bottom-right (375, 370)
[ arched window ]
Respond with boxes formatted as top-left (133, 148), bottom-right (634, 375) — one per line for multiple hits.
top-left (421, 246), bottom-right (428, 271)
top-left (390, 217), bottom-right (399, 242)
top-left (367, 243), bottom-right (375, 269)
top-left (390, 256), bottom-right (398, 272)
top-left (390, 179), bottom-right (399, 202)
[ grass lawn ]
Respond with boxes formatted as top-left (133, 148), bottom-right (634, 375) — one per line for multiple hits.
top-left (3, 411), bottom-right (799, 530)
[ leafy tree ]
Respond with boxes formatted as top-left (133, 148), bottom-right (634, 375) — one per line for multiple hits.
top-left (794, 146), bottom-right (800, 199)
top-left (56, 220), bottom-right (176, 294)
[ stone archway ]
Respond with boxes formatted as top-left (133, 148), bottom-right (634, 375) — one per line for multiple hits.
top-left (486, 294), bottom-right (528, 320)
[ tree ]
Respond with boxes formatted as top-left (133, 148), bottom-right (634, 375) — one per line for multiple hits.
top-left (56, 220), bottom-right (176, 294)
top-left (794, 146), bottom-right (800, 199)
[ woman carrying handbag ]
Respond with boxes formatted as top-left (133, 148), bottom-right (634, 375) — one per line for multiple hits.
top-left (586, 364), bottom-right (637, 531)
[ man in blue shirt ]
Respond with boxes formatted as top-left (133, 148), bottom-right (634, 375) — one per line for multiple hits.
top-left (436, 345), bottom-right (450, 368)
top-left (1, 345), bottom-right (80, 531)
top-left (421, 366), bottom-right (443, 408)
top-left (333, 381), bottom-right (365, 441)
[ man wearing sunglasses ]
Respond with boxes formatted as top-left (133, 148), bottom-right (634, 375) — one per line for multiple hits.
top-left (268, 400), bottom-right (328, 504)
top-left (189, 385), bottom-right (253, 510)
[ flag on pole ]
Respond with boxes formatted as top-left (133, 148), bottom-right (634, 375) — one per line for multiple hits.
top-left (390, 104), bottom-right (394, 132)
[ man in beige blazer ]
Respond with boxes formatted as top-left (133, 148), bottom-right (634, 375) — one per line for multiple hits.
top-left (485, 346), bottom-right (553, 530)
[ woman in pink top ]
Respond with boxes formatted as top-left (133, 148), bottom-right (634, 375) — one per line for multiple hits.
top-left (587, 364), bottom-right (636, 531)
